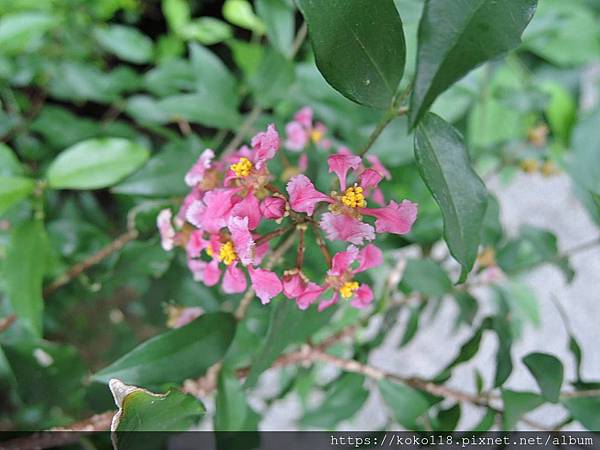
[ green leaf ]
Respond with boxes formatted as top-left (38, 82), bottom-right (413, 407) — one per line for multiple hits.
top-left (112, 139), bottom-right (200, 197)
top-left (0, 176), bottom-right (35, 215)
top-left (540, 82), bottom-right (576, 147)
top-left (414, 113), bottom-right (488, 282)
top-left (189, 43), bottom-right (239, 109)
top-left (157, 94), bottom-right (241, 129)
top-left (401, 259), bottom-right (452, 297)
top-left (379, 379), bottom-right (430, 430)
top-left (183, 18), bottom-right (233, 45)
top-left (567, 108), bottom-right (600, 197)
top-left (3, 220), bottom-right (48, 337)
top-left (93, 25), bottom-right (154, 64)
top-left (409, 0), bottom-right (537, 126)
top-left (493, 315), bottom-right (513, 388)
top-left (501, 389), bottom-right (544, 430)
top-left (300, 373), bottom-right (369, 428)
top-left (223, 0), bottom-right (265, 34)
top-left (46, 138), bottom-right (149, 190)
top-left (245, 299), bottom-right (333, 388)
top-left (162, 0), bottom-right (191, 34)
top-left (297, 0), bottom-right (406, 109)
top-left (256, 0), bottom-right (294, 54)
top-left (249, 50), bottom-right (295, 107)
top-left (398, 305), bottom-right (421, 348)
top-left (563, 397), bottom-right (600, 431)
top-left (215, 369), bottom-right (255, 431)
top-left (111, 380), bottom-right (204, 431)
top-left (0, 143), bottom-right (23, 176)
top-left (433, 403), bottom-right (461, 431)
top-left (522, 352), bottom-right (563, 403)
top-left (472, 408), bottom-right (496, 432)
top-left (0, 12), bottom-right (56, 53)
top-left (93, 312), bottom-right (236, 387)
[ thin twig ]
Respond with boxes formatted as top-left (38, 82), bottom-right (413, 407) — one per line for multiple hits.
top-left (358, 106), bottom-right (408, 157)
top-left (0, 314), bottom-right (17, 334)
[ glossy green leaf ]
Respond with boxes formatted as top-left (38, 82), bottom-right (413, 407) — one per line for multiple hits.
top-left (112, 139), bottom-right (200, 197)
top-left (111, 381), bottom-right (205, 431)
top-left (410, 0), bottom-right (537, 126)
top-left (0, 176), bottom-right (35, 215)
top-left (297, 0), bottom-right (406, 109)
top-left (0, 144), bottom-right (23, 176)
top-left (47, 138), bottom-right (149, 190)
top-left (301, 374), bottom-right (368, 428)
top-left (523, 352), bottom-right (563, 403)
top-left (223, 0), bottom-right (265, 34)
top-left (93, 312), bottom-right (236, 386)
top-left (414, 113), bottom-right (488, 282)
top-left (379, 379), bottom-right (430, 430)
top-left (93, 25), bottom-right (154, 64)
top-left (563, 397), bottom-right (600, 431)
top-left (245, 299), bottom-right (334, 388)
top-left (501, 389), bottom-right (544, 430)
top-left (256, 0), bottom-right (294, 54)
top-left (3, 220), bottom-right (48, 337)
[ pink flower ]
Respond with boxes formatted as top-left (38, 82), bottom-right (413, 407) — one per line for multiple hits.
top-left (251, 124), bottom-right (280, 169)
top-left (285, 121), bottom-right (309, 151)
top-left (228, 216), bottom-right (255, 266)
top-left (284, 107), bottom-right (329, 151)
top-left (222, 263), bottom-right (247, 293)
top-left (170, 306), bottom-right (204, 328)
top-left (157, 209), bottom-right (176, 251)
top-left (366, 155), bottom-right (391, 180)
top-left (287, 154), bottom-right (417, 244)
top-left (231, 194), bottom-right (262, 230)
top-left (296, 244), bottom-right (383, 311)
top-left (186, 188), bottom-right (239, 234)
top-left (260, 196), bottom-right (287, 220)
top-left (248, 266), bottom-right (282, 304)
top-left (185, 149), bottom-right (215, 187)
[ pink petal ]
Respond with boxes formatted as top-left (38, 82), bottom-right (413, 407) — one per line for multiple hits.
top-left (285, 121), bottom-right (308, 151)
top-left (260, 196), bottom-right (287, 220)
top-left (296, 283), bottom-right (327, 310)
top-left (228, 216), bottom-right (255, 266)
top-left (372, 188), bottom-right (386, 207)
top-left (361, 200), bottom-right (418, 235)
top-left (251, 124), bottom-right (280, 169)
top-left (185, 149), bottom-right (214, 186)
top-left (231, 194), bottom-right (261, 230)
top-left (286, 174), bottom-right (331, 216)
top-left (327, 153), bottom-right (361, 191)
top-left (320, 212), bottom-right (375, 245)
top-left (282, 273), bottom-right (305, 299)
top-left (366, 155), bottom-right (391, 180)
top-left (186, 230), bottom-right (206, 258)
top-left (222, 264), bottom-right (247, 293)
top-left (248, 266), bottom-right (282, 305)
top-left (350, 284), bottom-right (374, 309)
top-left (177, 187), bottom-right (203, 220)
top-left (172, 307), bottom-right (204, 328)
top-left (294, 106), bottom-right (313, 128)
top-left (253, 238), bottom-right (270, 264)
top-left (157, 209), bottom-right (176, 251)
top-left (329, 245), bottom-right (359, 276)
top-left (356, 244), bottom-right (383, 273)
top-left (298, 154), bottom-right (308, 172)
top-left (190, 188), bottom-right (239, 234)
top-left (359, 168), bottom-right (383, 190)
top-left (203, 259), bottom-right (222, 287)
top-left (318, 292), bottom-right (339, 311)
top-left (187, 258), bottom-right (206, 282)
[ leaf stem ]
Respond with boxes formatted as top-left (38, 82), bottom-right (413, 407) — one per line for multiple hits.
top-left (357, 94), bottom-right (409, 157)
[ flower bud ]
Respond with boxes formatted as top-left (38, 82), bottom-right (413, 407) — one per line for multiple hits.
top-left (260, 196), bottom-right (286, 220)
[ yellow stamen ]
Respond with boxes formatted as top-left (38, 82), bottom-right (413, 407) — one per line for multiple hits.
top-left (520, 159), bottom-right (539, 173)
top-left (205, 245), bottom-right (214, 257)
top-left (341, 185), bottom-right (366, 208)
top-left (231, 157), bottom-right (253, 177)
top-left (218, 241), bottom-right (237, 266)
top-left (310, 129), bottom-right (323, 143)
top-left (340, 281), bottom-right (360, 299)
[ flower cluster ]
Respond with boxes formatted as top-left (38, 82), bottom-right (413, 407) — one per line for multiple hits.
top-left (158, 108), bottom-right (418, 311)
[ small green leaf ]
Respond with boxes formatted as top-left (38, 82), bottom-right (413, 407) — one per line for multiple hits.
top-left (223, 0), bottom-right (265, 34)
top-left (215, 369), bottom-right (256, 431)
top-left (163, 0), bottom-right (191, 33)
top-left (401, 259), bottom-right (452, 297)
top-left (183, 18), bottom-right (233, 45)
top-left (93, 312), bottom-right (236, 387)
top-left (493, 315), bottom-right (513, 388)
top-left (157, 94), bottom-right (241, 129)
top-left (249, 50), bottom-right (295, 107)
top-left (0, 143), bottom-right (23, 176)
top-left (110, 380), bottom-right (205, 432)
top-left (47, 138), bottom-right (149, 190)
top-left (501, 389), bottom-right (544, 430)
top-left (297, 0), bottom-right (406, 109)
top-left (300, 374), bottom-right (368, 428)
top-left (563, 397), bottom-right (600, 431)
top-left (567, 107), bottom-right (600, 197)
top-left (245, 299), bottom-right (334, 388)
top-left (0, 12), bottom-right (56, 53)
top-left (256, 0), bottom-right (294, 54)
top-left (0, 176), bottom-right (35, 215)
top-left (398, 305), bottom-right (421, 348)
top-left (414, 113), bottom-right (488, 282)
top-left (409, 0), bottom-right (538, 126)
top-left (3, 220), bottom-right (49, 338)
top-left (522, 352), bottom-right (564, 403)
top-left (379, 379), bottom-right (430, 430)
top-left (472, 408), bottom-right (496, 432)
top-left (93, 25), bottom-right (154, 64)
top-left (433, 403), bottom-right (461, 431)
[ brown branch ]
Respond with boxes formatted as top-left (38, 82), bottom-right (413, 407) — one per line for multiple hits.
top-left (43, 228), bottom-right (139, 297)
